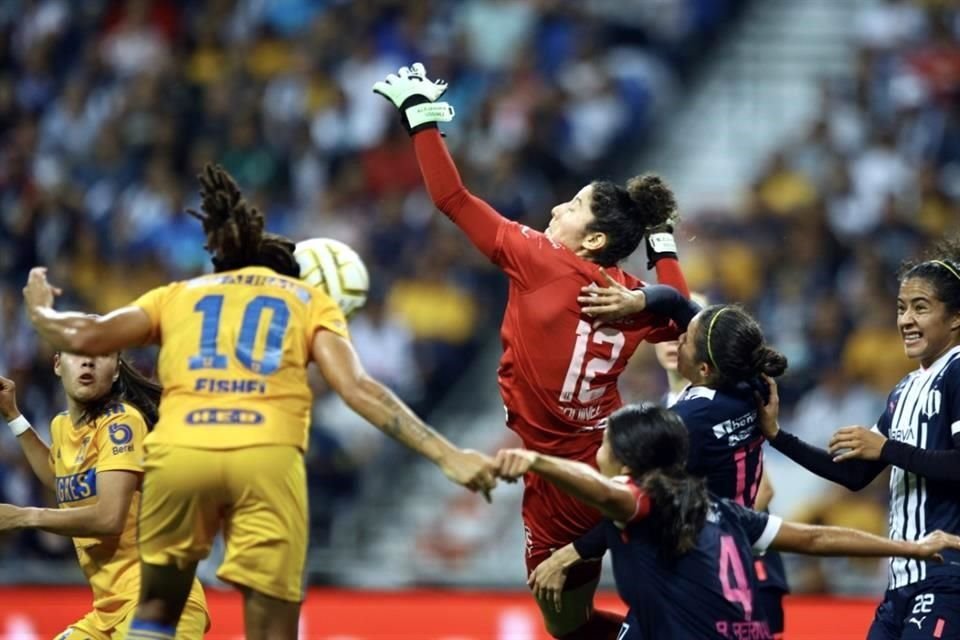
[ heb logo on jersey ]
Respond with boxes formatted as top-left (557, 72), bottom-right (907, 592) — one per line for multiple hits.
top-left (185, 408), bottom-right (264, 426)
top-left (56, 469), bottom-right (97, 504)
top-left (712, 412), bottom-right (757, 446)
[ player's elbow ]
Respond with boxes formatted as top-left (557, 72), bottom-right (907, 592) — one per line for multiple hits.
top-left (338, 373), bottom-right (378, 413)
top-left (597, 485), bottom-right (637, 523)
top-left (434, 186), bottom-right (472, 217)
top-left (97, 507), bottom-right (127, 536)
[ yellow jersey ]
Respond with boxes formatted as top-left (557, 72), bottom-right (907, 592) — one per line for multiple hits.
top-left (131, 266), bottom-right (349, 451)
top-left (50, 402), bottom-right (207, 628)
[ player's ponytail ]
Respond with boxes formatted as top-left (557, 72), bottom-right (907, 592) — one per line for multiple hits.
top-left (588, 174), bottom-right (678, 267)
top-left (694, 305), bottom-right (788, 389)
top-left (640, 469), bottom-right (709, 561)
top-left (607, 403), bottom-right (709, 561)
top-left (188, 163), bottom-right (300, 278)
top-left (78, 356), bottom-right (162, 429)
top-left (899, 235), bottom-right (960, 315)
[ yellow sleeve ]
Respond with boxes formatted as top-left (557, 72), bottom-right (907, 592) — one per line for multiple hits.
top-left (47, 419), bottom-right (57, 474)
top-left (95, 406), bottom-right (148, 474)
top-left (128, 284), bottom-right (173, 343)
top-left (309, 294), bottom-right (350, 341)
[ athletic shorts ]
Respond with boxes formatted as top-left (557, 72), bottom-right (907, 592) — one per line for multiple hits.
top-left (138, 443), bottom-right (308, 603)
top-left (754, 551), bottom-right (789, 636)
top-left (53, 598), bottom-right (207, 639)
top-left (867, 576), bottom-right (960, 640)
top-left (522, 471), bottom-right (605, 590)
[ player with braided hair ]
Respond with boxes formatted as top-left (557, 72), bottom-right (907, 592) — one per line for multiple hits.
top-left (23, 163), bottom-right (496, 640)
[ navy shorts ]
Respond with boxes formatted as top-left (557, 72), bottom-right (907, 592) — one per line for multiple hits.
top-left (867, 577), bottom-right (960, 640)
top-left (755, 551), bottom-right (789, 636)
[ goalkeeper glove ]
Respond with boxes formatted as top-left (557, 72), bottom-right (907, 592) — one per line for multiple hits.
top-left (645, 224), bottom-right (678, 269)
top-left (373, 62), bottom-right (455, 135)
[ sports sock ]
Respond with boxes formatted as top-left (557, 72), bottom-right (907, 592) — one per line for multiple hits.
top-left (125, 619), bottom-right (176, 640)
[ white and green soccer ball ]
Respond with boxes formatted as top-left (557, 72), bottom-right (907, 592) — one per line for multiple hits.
top-left (294, 237), bottom-right (370, 318)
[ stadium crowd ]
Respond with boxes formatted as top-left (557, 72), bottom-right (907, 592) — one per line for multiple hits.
top-left (2, 0), bottom-right (956, 598)
top-left (632, 0), bottom-right (960, 593)
top-left (0, 0), bottom-right (745, 563)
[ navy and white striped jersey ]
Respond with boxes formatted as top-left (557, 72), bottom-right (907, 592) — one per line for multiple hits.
top-left (877, 345), bottom-right (960, 589)
top-left (673, 384), bottom-right (765, 507)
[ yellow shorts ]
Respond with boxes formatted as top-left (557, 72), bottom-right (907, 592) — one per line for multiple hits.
top-left (138, 444), bottom-right (308, 603)
top-left (54, 598), bottom-right (207, 639)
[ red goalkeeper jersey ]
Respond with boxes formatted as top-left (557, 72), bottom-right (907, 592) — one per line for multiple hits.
top-left (414, 130), bottom-right (688, 458)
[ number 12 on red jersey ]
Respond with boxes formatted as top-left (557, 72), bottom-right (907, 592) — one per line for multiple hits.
top-left (559, 320), bottom-right (625, 404)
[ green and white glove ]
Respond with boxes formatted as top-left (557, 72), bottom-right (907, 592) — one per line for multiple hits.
top-left (373, 62), bottom-right (455, 135)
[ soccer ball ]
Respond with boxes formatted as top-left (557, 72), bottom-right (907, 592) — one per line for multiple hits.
top-left (294, 238), bottom-right (370, 318)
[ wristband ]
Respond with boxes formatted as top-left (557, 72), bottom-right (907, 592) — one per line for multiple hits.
top-left (7, 415), bottom-right (31, 437)
top-left (645, 231), bottom-right (678, 269)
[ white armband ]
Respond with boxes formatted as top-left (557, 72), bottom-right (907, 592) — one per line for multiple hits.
top-left (647, 232), bottom-right (677, 254)
top-left (7, 415), bottom-right (31, 437)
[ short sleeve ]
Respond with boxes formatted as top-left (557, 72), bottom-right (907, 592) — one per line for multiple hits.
top-left (128, 284), bottom-right (173, 343)
top-left (672, 400), bottom-right (706, 472)
top-left (612, 475), bottom-right (652, 526)
top-left (94, 407), bottom-right (148, 474)
top-left (47, 421), bottom-right (57, 474)
top-left (723, 499), bottom-right (782, 553)
top-left (873, 391), bottom-right (897, 438)
top-left (941, 364), bottom-right (960, 446)
top-left (492, 222), bottom-right (569, 290)
top-left (309, 293), bottom-right (350, 341)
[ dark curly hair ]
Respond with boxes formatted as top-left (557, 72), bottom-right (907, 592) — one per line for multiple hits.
top-left (898, 235), bottom-right (960, 314)
top-left (607, 403), bottom-right (709, 562)
top-left (188, 163), bottom-right (300, 277)
top-left (693, 305), bottom-right (788, 389)
top-left (587, 174), bottom-right (679, 267)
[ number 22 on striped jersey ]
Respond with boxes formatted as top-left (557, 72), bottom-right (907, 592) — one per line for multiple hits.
top-left (559, 320), bottom-right (625, 403)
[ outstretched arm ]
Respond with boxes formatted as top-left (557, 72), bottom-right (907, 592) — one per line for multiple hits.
top-left (0, 471), bottom-right (138, 537)
top-left (494, 449), bottom-right (647, 523)
top-left (312, 329), bottom-right (495, 498)
top-left (580, 275), bottom-right (699, 328)
top-left (877, 440), bottom-right (960, 483)
top-left (773, 521), bottom-right (960, 562)
top-left (757, 375), bottom-right (886, 491)
top-left (24, 268), bottom-right (153, 354)
top-left (412, 129), bottom-right (507, 260)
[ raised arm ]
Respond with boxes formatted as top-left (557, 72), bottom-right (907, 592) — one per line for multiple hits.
top-left (23, 268), bottom-right (153, 354)
top-left (0, 470), bottom-right (138, 537)
top-left (413, 128), bottom-right (507, 259)
top-left (648, 229), bottom-right (690, 298)
top-left (311, 329), bottom-right (495, 497)
top-left (494, 449), bottom-right (646, 523)
top-left (0, 377), bottom-right (54, 491)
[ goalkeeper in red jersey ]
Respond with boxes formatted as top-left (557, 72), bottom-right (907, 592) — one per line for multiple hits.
top-left (375, 63), bottom-right (690, 640)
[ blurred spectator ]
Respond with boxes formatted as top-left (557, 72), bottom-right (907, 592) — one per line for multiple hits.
top-left (0, 0), bottom-right (747, 581)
